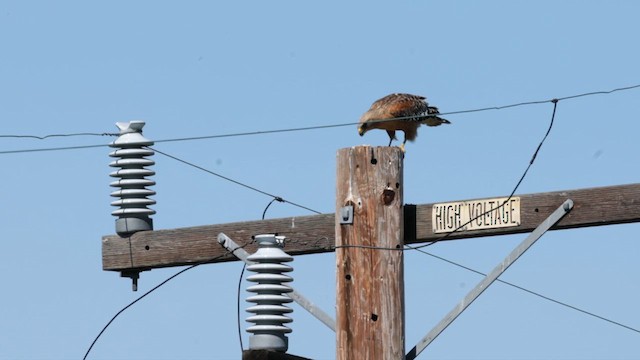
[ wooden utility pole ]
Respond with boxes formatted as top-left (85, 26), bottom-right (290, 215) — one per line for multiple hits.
top-left (335, 146), bottom-right (405, 359)
top-left (102, 183), bottom-right (640, 358)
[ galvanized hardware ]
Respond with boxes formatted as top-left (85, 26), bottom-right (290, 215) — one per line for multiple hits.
top-left (407, 199), bottom-right (574, 360)
top-left (340, 205), bottom-right (354, 225)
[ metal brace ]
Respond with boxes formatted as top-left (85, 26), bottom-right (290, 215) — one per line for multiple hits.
top-left (406, 199), bottom-right (574, 360)
top-left (340, 205), bottom-right (354, 225)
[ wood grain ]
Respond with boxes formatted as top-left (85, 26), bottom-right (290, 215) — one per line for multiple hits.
top-left (335, 146), bottom-right (405, 360)
top-left (103, 183), bottom-right (640, 271)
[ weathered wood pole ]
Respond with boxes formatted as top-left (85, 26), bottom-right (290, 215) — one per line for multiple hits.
top-left (335, 146), bottom-right (405, 359)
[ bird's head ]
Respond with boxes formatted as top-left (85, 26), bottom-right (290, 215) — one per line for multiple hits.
top-left (358, 112), bottom-right (375, 136)
top-left (357, 122), bottom-right (368, 136)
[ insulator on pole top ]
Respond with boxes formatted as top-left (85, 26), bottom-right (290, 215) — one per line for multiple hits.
top-left (109, 121), bottom-right (156, 238)
top-left (246, 234), bottom-right (294, 352)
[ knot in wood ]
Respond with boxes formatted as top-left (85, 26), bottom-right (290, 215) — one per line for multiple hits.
top-left (382, 189), bottom-right (396, 205)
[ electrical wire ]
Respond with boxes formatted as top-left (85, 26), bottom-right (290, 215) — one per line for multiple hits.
top-left (83, 236), bottom-right (259, 360)
top-left (0, 143), bottom-right (107, 155)
top-left (235, 198), bottom-right (283, 354)
top-left (83, 258), bottom-right (220, 360)
top-left (439, 83), bottom-right (640, 116)
top-left (0, 132), bottom-right (117, 140)
top-left (78, 84), bottom-right (640, 358)
top-left (262, 197), bottom-right (284, 220)
top-left (2, 83), bottom-right (639, 155)
top-left (149, 146), bottom-right (321, 215)
top-left (237, 263), bottom-right (247, 354)
top-left (410, 98), bottom-right (559, 250)
top-left (335, 98), bottom-right (559, 252)
top-left (0, 133), bottom-right (322, 217)
top-left (154, 123), bottom-right (354, 144)
top-left (405, 244), bottom-right (640, 335)
top-left (555, 83), bottom-right (640, 101)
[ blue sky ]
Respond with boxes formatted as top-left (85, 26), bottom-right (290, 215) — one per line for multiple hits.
top-left (1, 1), bottom-right (639, 359)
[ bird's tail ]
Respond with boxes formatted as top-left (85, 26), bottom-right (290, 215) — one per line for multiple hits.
top-left (423, 106), bottom-right (451, 126)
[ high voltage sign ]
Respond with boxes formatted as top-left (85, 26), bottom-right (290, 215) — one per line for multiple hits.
top-left (432, 197), bottom-right (521, 233)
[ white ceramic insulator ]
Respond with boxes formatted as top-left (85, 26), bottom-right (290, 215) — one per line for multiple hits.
top-left (109, 148), bottom-right (156, 217)
top-left (245, 234), bottom-right (294, 352)
top-left (108, 121), bottom-right (156, 236)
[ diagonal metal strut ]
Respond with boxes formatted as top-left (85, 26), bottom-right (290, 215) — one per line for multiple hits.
top-left (218, 233), bottom-right (336, 332)
top-left (406, 199), bottom-right (574, 360)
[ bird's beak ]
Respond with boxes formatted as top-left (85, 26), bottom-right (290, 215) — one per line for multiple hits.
top-left (358, 126), bottom-right (365, 136)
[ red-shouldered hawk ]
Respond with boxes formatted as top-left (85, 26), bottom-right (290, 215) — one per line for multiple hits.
top-left (358, 93), bottom-right (451, 151)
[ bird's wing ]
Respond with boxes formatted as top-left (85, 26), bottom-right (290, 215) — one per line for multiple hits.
top-left (380, 94), bottom-right (429, 119)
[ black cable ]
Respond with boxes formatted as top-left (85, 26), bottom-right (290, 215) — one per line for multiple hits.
top-left (154, 123), bottom-right (354, 144)
top-left (83, 257), bottom-right (220, 360)
top-left (441, 84), bottom-right (640, 116)
top-left (237, 263), bottom-right (247, 354)
top-left (84, 238), bottom-right (258, 360)
top-left (0, 143), bottom-right (107, 154)
top-left (0, 132), bottom-right (117, 140)
top-left (149, 147), bottom-right (321, 215)
top-left (408, 99), bottom-right (559, 250)
top-left (2, 83), bottom-right (638, 155)
top-left (262, 197), bottom-right (284, 220)
top-left (406, 244), bottom-right (640, 335)
top-left (555, 83), bottom-right (640, 102)
top-left (236, 198), bottom-right (282, 354)
top-left (335, 99), bottom-right (559, 252)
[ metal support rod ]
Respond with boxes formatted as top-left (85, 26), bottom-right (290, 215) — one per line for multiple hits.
top-left (406, 199), bottom-right (574, 360)
top-left (218, 233), bottom-right (337, 332)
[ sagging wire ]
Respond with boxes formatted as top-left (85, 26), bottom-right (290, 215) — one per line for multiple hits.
top-left (84, 259), bottom-right (217, 359)
top-left (1, 83), bottom-right (638, 155)
top-left (236, 197), bottom-right (285, 354)
top-left (410, 98), bottom-right (559, 250)
top-left (334, 98), bottom-right (559, 253)
top-left (83, 238), bottom-right (259, 359)
top-left (405, 244), bottom-right (640, 335)
top-left (0, 132), bottom-right (118, 140)
top-left (149, 147), bottom-right (321, 216)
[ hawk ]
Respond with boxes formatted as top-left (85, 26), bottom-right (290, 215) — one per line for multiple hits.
top-left (358, 93), bottom-right (451, 151)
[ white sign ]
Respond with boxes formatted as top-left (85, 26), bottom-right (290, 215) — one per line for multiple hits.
top-left (432, 197), bottom-right (521, 233)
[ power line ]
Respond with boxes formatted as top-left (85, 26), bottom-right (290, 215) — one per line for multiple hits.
top-left (335, 98), bottom-right (559, 252)
top-left (406, 244), bottom-right (640, 335)
top-left (409, 99), bottom-right (559, 250)
top-left (0, 132), bottom-right (117, 140)
top-left (0, 143), bottom-right (106, 155)
top-left (79, 84), bottom-right (640, 357)
top-left (441, 83), bottom-right (640, 116)
top-left (83, 234), bottom-right (261, 360)
top-left (236, 261), bottom-right (247, 354)
top-left (0, 133), bottom-right (116, 154)
top-left (2, 83), bottom-right (639, 155)
top-left (154, 123), bottom-right (353, 144)
top-left (556, 83), bottom-right (640, 101)
top-left (83, 256), bottom-right (222, 360)
top-left (235, 199), bottom-right (282, 354)
top-left (0, 139), bottom-right (322, 217)
top-left (149, 147), bottom-right (322, 215)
